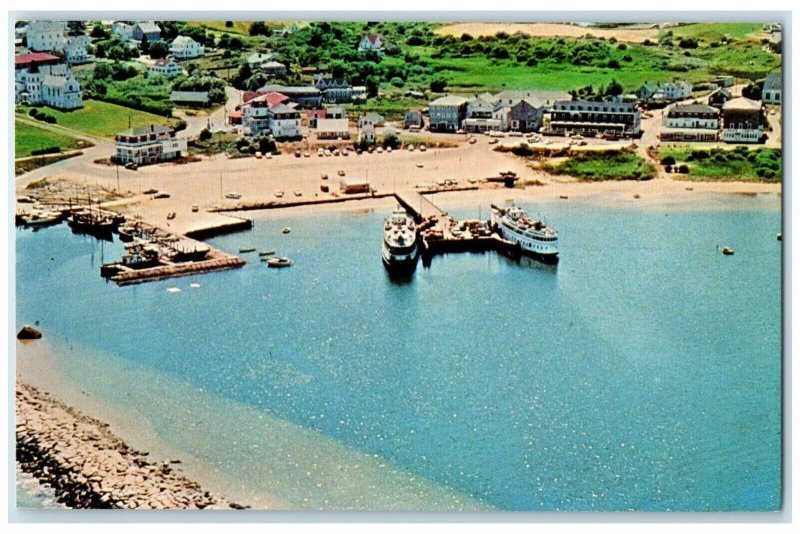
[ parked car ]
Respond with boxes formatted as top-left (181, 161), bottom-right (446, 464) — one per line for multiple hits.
top-left (125, 162), bottom-right (138, 170)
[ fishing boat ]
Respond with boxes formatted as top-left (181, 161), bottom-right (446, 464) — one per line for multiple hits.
top-left (67, 210), bottom-right (116, 239)
top-left (381, 208), bottom-right (418, 273)
top-left (258, 249), bottom-right (276, 257)
top-left (20, 210), bottom-right (62, 227)
top-left (267, 257), bottom-right (292, 268)
top-left (239, 247), bottom-right (256, 253)
top-left (491, 204), bottom-right (559, 264)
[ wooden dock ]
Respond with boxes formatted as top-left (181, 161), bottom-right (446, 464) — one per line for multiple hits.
top-left (394, 191), bottom-right (447, 223)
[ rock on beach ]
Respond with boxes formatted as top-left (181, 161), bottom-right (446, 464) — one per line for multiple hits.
top-left (16, 382), bottom-right (249, 510)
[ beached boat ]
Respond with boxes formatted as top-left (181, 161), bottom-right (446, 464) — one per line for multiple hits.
top-left (381, 208), bottom-right (418, 273)
top-left (491, 204), bottom-right (559, 264)
top-left (267, 257), bottom-right (292, 268)
top-left (20, 210), bottom-right (62, 227)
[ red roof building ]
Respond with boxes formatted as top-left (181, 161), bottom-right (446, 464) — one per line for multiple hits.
top-left (15, 52), bottom-right (61, 69)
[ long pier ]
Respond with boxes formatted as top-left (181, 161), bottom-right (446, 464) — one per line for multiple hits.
top-left (394, 191), bottom-right (447, 223)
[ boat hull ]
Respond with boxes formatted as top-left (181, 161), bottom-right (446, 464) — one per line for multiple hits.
top-left (382, 241), bottom-right (418, 273)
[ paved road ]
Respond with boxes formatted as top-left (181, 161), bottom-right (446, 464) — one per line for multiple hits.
top-left (174, 86), bottom-right (242, 138)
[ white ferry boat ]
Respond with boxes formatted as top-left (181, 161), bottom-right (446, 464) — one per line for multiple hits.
top-left (491, 204), bottom-right (559, 263)
top-left (382, 209), bottom-right (418, 272)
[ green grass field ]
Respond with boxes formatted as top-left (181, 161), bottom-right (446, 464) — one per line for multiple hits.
top-left (16, 100), bottom-right (174, 139)
top-left (665, 23), bottom-right (765, 43)
top-left (543, 151), bottom-right (655, 181)
top-left (657, 145), bottom-right (781, 181)
top-left (15, 120), bottom-right (84, 158)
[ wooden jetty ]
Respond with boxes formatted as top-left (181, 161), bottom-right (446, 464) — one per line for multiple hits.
top-left (394, 191), bottom-right (446, 223)
top-left (108, 255), bottom-right (244, 286)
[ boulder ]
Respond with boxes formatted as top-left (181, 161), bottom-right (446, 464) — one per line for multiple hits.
top-left (17, 325), bottom-right (42, 340)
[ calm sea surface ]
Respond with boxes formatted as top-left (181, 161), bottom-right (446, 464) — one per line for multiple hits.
top-left (15, 195), bottom-right (782, 511)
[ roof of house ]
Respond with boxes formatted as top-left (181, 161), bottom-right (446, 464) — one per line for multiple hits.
top-left (270, 103), bottom-right (297, 114)
top-left (364, 34), bottom-right (381, 44)
top-left (494, 90), bottom-right (571, 106)
top-left (172, 35), bottom-right (199, 47)
top-left (15, 52), bottom-right (61, 67)
top-left (262, 61), bottom-right (285, 69)
top-left (430, 95), bottom-right (469, 107)
top-left (307, 109), bottom-right (327, 118)
top-left (764, 73), bottom-right (781, 91)
top-left (709, 87), bottom-right (732, 99)
top-left (42, 74), bottom-right (68, 88)
top-left (120, 124), bottom-right (172, 137)
top-left (170, 91), bottom-right (209, 103)
top-left (152, 58), bottom-right (178, 67)
top-left (247, 52), bottom-right (273, 63)
top-left (723, 97), bottom-right (762, 111)
top-left (135, 21), bottom-right (161, 35)
top-left (359, 112), bottom-right (384, 122)
top-left (670, 104), bottom-right (719, 115)
top-left (316, 118), bottom-right (349, 132)
top-left (259, 84), bottom-right (320, 96)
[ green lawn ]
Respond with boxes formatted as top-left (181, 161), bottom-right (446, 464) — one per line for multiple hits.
top-left (16, 100), bottom-right (174, 139)
top-left (15, 120), bottom-right (85, 158)
top-left (657, 146), bottom-right (781, 181)
top-left (665, 23), bottom-right (765, 43)
top-left (542, 151), bottom-right (655, 181)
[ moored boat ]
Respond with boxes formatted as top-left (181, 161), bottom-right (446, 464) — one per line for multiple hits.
top-left (267, 257), bottom-right (292, 268)
top-left (491, 204), bottom-right (559, 264)
top-left (382, 208), bottom-right (418, 273)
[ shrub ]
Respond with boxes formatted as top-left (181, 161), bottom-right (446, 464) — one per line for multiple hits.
top-left (664, 164), bottom-right (672, 173)
top-left (28, 108), bottom-right (40, 118)
top-left (30, 146), bottom-right (61, 156)
top-left (660, 155), bottom-right (676, 165)
top-left (607, 59), bottom-right (620, 69)
top-left (199, 128), bottom-right (212, 141)
top-left (678, 164), bottom-right (689, 173)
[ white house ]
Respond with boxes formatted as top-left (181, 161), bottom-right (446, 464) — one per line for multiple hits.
top-left (358, 124), bottom-right (376, 145)
top-left (170, 36), bottom-right (204, 59)
top-left (358, 34), bottom-right (384, 54)
top-left (15, 63), bottom-right (83, 109)
top-left (65, 35), bottom-right (91, 64)
top-left (660, 81), bottom-right (693, 101)
top-left (112, 21), bottom-right (134, 42)
top-left (114, 124), bottom-right (187, 166)
top-left (268, 103), bottom-right (302, 140)
top-left (26, 21), bottom-right (67, 52)
top-left (660, 103), bottom-right (719, 142)
top-left (148, 58), bottom-right (183, 78)
top-left (762, 73), bottom-right (781, 105)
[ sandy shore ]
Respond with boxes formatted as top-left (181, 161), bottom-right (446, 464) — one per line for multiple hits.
top-left (16, 379), bottom-right (242, 510)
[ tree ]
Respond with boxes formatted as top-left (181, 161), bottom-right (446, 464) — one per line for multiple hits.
top-left (249, 21), bottom-right (270, 37)
top-left (90, 23), bottom-right (108, 39)
top-left (430, 79), bottom-right (446, 92)
top-left (93, 62), bottom-right (113, 80)
top-left (606, 79), bottom-right (624, 97)
top-left (148, 40), bottom-right (169, 59)
top-left (661, 155), bottom-right (676, 166)
top-left (225, 21), bottom-right (234, 28)
top-left (140, 34), bottom-right (150, 55)
top-left (199, 128), bottom-right (212, 141)
top-left (67, 21), bottom-right (85, 36)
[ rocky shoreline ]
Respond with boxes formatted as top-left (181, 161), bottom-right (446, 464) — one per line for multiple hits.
top-left (16, 382), bottom-right (248, 510)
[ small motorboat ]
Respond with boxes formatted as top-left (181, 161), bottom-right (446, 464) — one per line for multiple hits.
top-left (777, 233), bottom-right (782, 241)
top-left (275, 190), bottom-right (285, 198)
top-left (282, 227), bottom-right (291, 234)
top-left (722, 246), bottom-right (735, 255)
top-left (258, 249), bottom-right (276, 257)
top-left (267, 257), bottom-right (292, 268)
top-left (633, 193), bottom-right (641, 199)
top-left (143, 188), bottom-right (158, 195)
top-left (239, 247), bottom-right (256, 253)
top-left (559, 195), bottom-right (569, 200)
top-left (225, 192), bottom-right (242, 200)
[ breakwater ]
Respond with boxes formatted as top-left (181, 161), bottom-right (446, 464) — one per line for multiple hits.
top-left (16, 382), bottom-right (244, 510)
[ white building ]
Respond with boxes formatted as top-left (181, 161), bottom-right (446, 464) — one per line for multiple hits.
top-left (660, 103), bottom-right (719, 142)
top-left (358, 34), bottom-right (384, 54)
top-left (268, 104), bottom-right (302, 139)
top-left (762, 73), bottom-right (781, 105)
top-left (148, 58), bottom-right (183, 78)
top-left (26, 20), bottom-right (67, 52)
top-left (358, 124), bottom-right (376, 145)
top-left (660, 81), bottom-right (693, 101)
top-left (15, 63), bottom-right (83, 109)
top-left (114, 124), bottom-right (187, 166)
top-left (112, 21), bottom-right (134, 42)
top-left (65, 35), bottom-right (91, 64)
top-left (170, 36), bottom-right (204, 59)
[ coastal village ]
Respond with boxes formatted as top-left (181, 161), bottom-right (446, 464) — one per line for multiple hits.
top-left (14, 19), bottom-right (783, 510)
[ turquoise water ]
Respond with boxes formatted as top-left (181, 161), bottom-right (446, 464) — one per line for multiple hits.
top-left (15, 195), bottom-right (782, 511)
